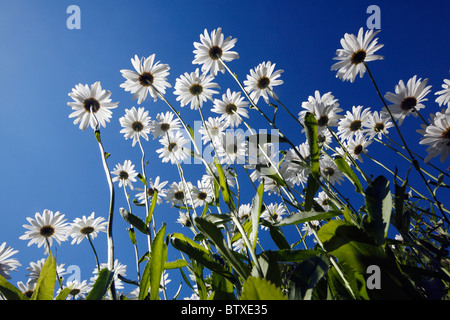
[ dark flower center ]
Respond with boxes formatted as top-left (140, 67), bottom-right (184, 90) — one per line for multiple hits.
top-left (317, 115), bottom-right (329, 127)
top-left (197, 192), bottom-right (207, 200)
top-left (83, 98), bottom-right (100, 113)
top-left (147, 188), bottom-right (156, 197)
top-left (351, 50), bottom-right (367, 64)
top-left (70, 289), bottom-right (81, 296)
top-left (354, 145), bottom-right (363, 155)
top-left (132, 121), bottom-right (144, 132)
top-left (174, 191), bottom-right (184, 200)
top-left (160, 123), bottom-right (170, 131)
top-left (349, 120), bottom-right (362, 132)
top-left (401, 97), bottom-right (417, 111)
top-left (119, 171), bottom-right (129, 180)
top-left (257, 77), bottom-right (271, 89)
top-left (225, 104), bottom-right (237, 115)
top-left (441, 127), bottom-right (450, 140)
top-left (139, 72), bottom-right (154, 87)
top-left (189, 84), bottom-right (203, 96)
top-left (40, 225), bottom-right (55, 238)
top-left (168, 142), bottom-right (178, 152)
top-left (323, 167), bottom-right (335, 176)
top-left (24, 291), bottom-right (34, 298)
top-left (80, 226), bottom-right (95, 235)
top-left (374, 123), bottom-right (385, 132)
top-left (209, 46), bottom-right (223, 60)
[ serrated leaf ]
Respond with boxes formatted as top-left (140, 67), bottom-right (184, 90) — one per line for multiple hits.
top-left (120, 207), bottom-right (149, 235)
top-left (334, 155), bottom-right (364, 194)
top-left (240, 277), bottom-right (287, 300)
top-left (275, 210), bottom-right (342, 227)
top-left (55, 286), bottom-right (72, 300)
top-left (31, 252), bottom-right (57, 300)
top-left (164, 259), bottom-right (189, 270)
top-left (85, 268), bottom-right (114, 300)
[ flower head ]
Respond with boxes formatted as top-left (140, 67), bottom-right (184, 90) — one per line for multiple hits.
top-left (193, 27), bottom-right (239, 76)
top-left (19, 209), bottom-right (69, 254)
top-left (119, 107), bottom-right (152, 146)
top-left (135, 176), bottom-right (168, 205)
top-left (166, 181), bottom-right (192, 207)
top-left (120, 54), bottom-right (171, 104)
top-left (149, 111), bottom-right (181, 139)
top-left (420, 110), bottom-right (450, 163)
top-left (156, 131), bottom-right (189, 164)
top-left (0, 242), bottom-right (21, 280)
top-left (299, 91), bottom-right (343, 129)
top-left (191, 180), bottom-right (214, 208)
top-left (69, 212), bottom-right (107, 245)
top-left (174, 68), bottom-right (220, 110)
top-left (384, 75), bottom-right (432, 125)
top-left (337, 105), bottom-right (371, 141)
top-left (320, 156), bottom-right (345, 185)
top-left (331, 27), bottom-right (384, 82)
top-left (362, 110), bottom-right (394, 139)
top-left (217, 131), bottom-right (247, 164)
top-left (345, 132), bottom-right (372, 163)
top-left (211, 89), bottom-right (249, 128)
top-left (68, 81), bottom-right (118, 131)
top-left (111, 160), bottom-right (138, 190)
top-left (261, 203), bottom-right (287, 230)
top-left (198, 116), bottom-right (227, 146)
top-left (26, 258), bottom-right (66, 284)
top-left (244, 61), bottom-right (283, 104)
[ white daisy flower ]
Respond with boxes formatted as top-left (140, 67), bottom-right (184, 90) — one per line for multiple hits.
top-left (176, 211), bottom-right (192, 227)
top-left (261, 203), bottom-right (287, 230)
top-left (238, 204), bottom-right (252, 222)
top-left (111, 160), bottom-right (138, 190)
top-left (19, 209), bottom-right (70, 254)
top-left (26, 258), bottom-right (66, 285)
top-left (280, 142), bottom-right (310, 186)
top-left (156, 131), bottom-right (189, 165)
top-left (149, 111), bottom-right (181, 140)
top-left (320, 156), bottom-right (345, 185)
top-left (345, 132), bottom-right (372, 163)
top-left (135, 176), bottom-right (168, 205)
top-left (384, 75), bottom-right (432, 125)
top-left (299, 90), bottom-right (343, 129)
top-left (362, 110), bottom-right (394, 139)
top-left (193, 27), bottom-right (239, 77)
top-left (191, 180), bottom-right (214, 208)
top-left (91, 260), bottom-right (127, 290)
top-left (63, 280), bottom-right (91, 300)
top-left (244, 61), bottom-right (283, 104)
top-left (337, 105), bottom-right (371, 141)
top-left (17, 279), bottom-right (36, 299)
top-left (69, 212), bottom-right (107, 245)
top-left (174, 68), bottom-right (220, 110)
top-left (435, 79), bottom-right (450, 107)
top-left (119, 107), bottom-right (152, 147)
top-left (0, 242), bottom-right (21, 280)
top-left (67, 81), bottom-right (119, 131)
top-left (211, 89), bottom-right (249, 128)
top-left (217, 131), bottom-right (247, 164)
top-left (420, 110), bottom-right (450, 163)
top-left (331, 27), bottom-right (384, 83)
top-left (314, 191), bottom-right (332, 211)
top-left (198, 116), bottom-right (227, 146)
top-left (120, 54), bottom-right (171, 104)
top-left (166, 181), bottom-right (193, 207)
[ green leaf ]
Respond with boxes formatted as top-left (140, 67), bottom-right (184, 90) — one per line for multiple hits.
top-left (275, 210), bottom-right (342, 227)
top-left (194, 217), bottom-right (250, 279)
top-left (203, 213), bottom-right (232, 226)
top-left (120, 207), bottom-right (149, 235)
top-left (139, 260), bottom-right (151, 300)
top-left (304, 173), bottom-right (320, 212)
top-left (214, 158), bottom-right (236, 211)
top-left (94, 130), bottom-right (101, 143)
top-left (334, 155), bottom-right (364, 194)
top-left (260, 220), bottom-right (290, 250)
top-left (164, 259), bottom-right (189, 270)
top-left (264, 249), bottom-right (324, 262)
top-left (393, 177), bottom-right (410, 233)
top-left (31, 252), bottom-right (57, 300)
top-left (240, 277), bottom-right (287, 300)
top-left (55, 286), bottom-right (72, 300)
top-left (170, 234), bottom-right (237, 283)
top-left (251, 181), bottom-right (264, 251)
top-left (149, 223), bottom-right (168, 300)
top-left (304, 112), bottom-right (320, 177)
top-left (146, 190), bottom-right (158, 225)
top-left (364, 175), bottom-right (392, 245)
top-left (137, 173), bottom-right (147, 186)
top-left (85, 268), bottom-right (114, 300)
top-left (210, 272), bottom-right (236, 300)
top-left (0, 275), bottom-right (28, 300)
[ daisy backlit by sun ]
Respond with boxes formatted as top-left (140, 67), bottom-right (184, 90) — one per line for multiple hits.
top-left (299, 90), bottom-right (343, 130)
top-left (120, 54), bottom-right (171, 104)
top-left (193, 27), bottom-right (239, 77)
top-left (244, 61), bottom-right (283, 104)
top-left (435, 79), bottom-right (450, 107)
top-left (19, 209), bottom-right (70, 254)
top-left (69, 212), bottom-right (108, 245)
top-left (149, 111), bottom-right (181, 140)
top-left (174, 68), bottom-right (220, 110)
top-left (211, 88), bottom-right (249, 128)
top-left (156, 131), bottom-right (189, 164)
top-left (384, 75), bottom-right (432, 126)
top-left (331, 27), bottom-right (384, 83)
top-left (0, 242), bottom-right (21, 280)
top-left (420, 110), bottom-right (450, 163)
top-left (119, 106), bottom-right (152, 146)
top-left (337, 105), bottom-right (371, 141)
top-left (135, 176), bottom-right (169, 205)
top-left (111, 160), bottom-right (138, 190)
top-left (68, 81), bottom-right (119, 131)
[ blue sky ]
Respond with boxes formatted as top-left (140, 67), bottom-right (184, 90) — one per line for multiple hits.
top-left (0, 1), bottom-right (449, 299)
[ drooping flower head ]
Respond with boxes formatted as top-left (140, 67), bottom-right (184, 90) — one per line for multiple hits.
top-left (193, 27), bottom-right (239, 76)
top-left (68, 81), bottom-right (119, 131)
top-left (331, 27), bottom-right (384, 82)
top-left (120, 54), bottom-right (171, 104)
top-left (244, 61), bottom-right (283, 104)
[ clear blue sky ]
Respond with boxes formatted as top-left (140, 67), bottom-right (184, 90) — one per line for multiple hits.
top-left (0, 0), bottom-right (449, 298)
